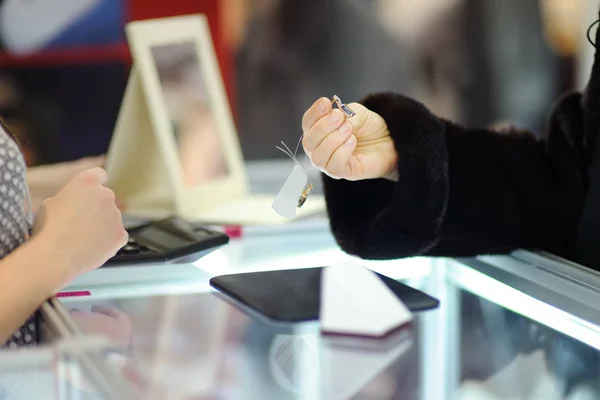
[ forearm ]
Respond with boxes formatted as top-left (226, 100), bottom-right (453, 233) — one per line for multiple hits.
top-left (26, 157), bottom-right (105, 213)
top-left (428, 118), bottom-right (584, 257)
top-left (27, 165), bottom-right (58, 213)
top-left (323, 92), bottom-right (586, 259)
top-left (0, 238), bottom-right (69, 342)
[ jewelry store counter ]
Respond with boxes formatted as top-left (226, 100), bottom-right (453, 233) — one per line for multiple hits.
top-left (0, 336), bottom-right (137, 399)
top-left (40, 222), bottom-right (600, 400)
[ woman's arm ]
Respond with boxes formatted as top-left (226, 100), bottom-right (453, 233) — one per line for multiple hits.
top-left (0, 236), bottom-right (69, 343)
top-left (0, 167), bottom-right (127, 344)
top-left (323, 92), bottom-right (587, 260)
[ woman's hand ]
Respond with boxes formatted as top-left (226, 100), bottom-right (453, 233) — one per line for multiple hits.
top-left (27, 155), bottom-right (125, 212)
top-left (302, 97), bottom-right (397, 181)
top-left (32, 168), bottom-right (127, 289)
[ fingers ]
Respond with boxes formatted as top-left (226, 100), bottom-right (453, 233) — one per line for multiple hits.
top-left (80, 155), bottom-right (106, 169)
top-left (302, 97), bottom-right (362, 178)
top-left (303, 109), bottom-right (347, 154)
top-left (90, 167), bottom-right (108, 184)
top-left (78, 167), bottom-right (108, 185)
top-left (115, 198), bottom-right (126, 211)
top-left (119, 227), bottom-right (129, 248)
top-left (302, 97), bottom-right (332, 133)
top-left (326, 135), bottom-right (357, 178)
top-left (311, 122), bottom-right (353, 169)
top-left (76, 167), bottom-right (123, 209)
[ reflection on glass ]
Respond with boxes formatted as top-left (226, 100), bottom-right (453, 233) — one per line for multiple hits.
top-left (151, 41), bottom-right (228, 186)
top-left (458, 291), bottom-right (600, 399)
top-left (66, 294), bottom-right (229, 398)
top-left (268, 334), bottom-right (319, 395)
top-left (0, 338), bottom-right (115, 399)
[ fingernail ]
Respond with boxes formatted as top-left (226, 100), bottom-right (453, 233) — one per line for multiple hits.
top-left (330, 110), bottom-right (341, 123)
top-left (319, 98), bottom-right (328, 113)
top-left (345, 135), bottom-right (356, 146)
top-left (338, 122), bottom-right (351, 134)
top-left (116, 199), bottom-right (126, 210)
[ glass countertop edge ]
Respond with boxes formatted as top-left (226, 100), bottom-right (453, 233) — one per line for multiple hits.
top-left (449, 257), bottom-right (600, 350)
top-left (475, 252), bottom-right (600, 313)
top-left (512, 249), bottom-right (600, 288)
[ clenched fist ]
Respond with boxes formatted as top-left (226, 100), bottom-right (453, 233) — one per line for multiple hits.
top-left (302, 97), bottom-right (397, 181)
top-left (32, 168), bottom-right (127, 288)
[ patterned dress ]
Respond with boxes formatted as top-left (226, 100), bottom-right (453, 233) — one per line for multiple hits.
top-left (0, 125), bottom-right (36, 348)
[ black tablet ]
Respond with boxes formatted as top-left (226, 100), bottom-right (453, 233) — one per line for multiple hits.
top-left (210, 267), bottom-right (439, 323)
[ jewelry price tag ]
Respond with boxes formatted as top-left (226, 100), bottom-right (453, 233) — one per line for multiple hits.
top-left (272, 163), bottom-right (309, 219)
top-left (272, 95), bottom-right (354, 219)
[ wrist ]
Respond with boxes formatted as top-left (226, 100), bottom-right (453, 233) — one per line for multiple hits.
top-left (383, 144), bottom-right (399, 182)
top-left (384, 168), bottom-right (399, 182)
top-left (26, 235), bottom-right (74, 295)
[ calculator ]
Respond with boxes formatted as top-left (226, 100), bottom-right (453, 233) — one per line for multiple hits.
top-left (103, 217), bottom-right (229, 267)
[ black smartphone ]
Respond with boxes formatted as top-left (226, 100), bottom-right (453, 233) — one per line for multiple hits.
top-left (210, 267), bottom-right (439, 323)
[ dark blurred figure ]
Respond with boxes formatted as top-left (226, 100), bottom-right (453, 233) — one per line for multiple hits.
top-left (236, 0), bottom-right (416, 160)
top-left (414, 0), bottom-right (559, 134)
top-left (0, 74), bottom-right (61, 165)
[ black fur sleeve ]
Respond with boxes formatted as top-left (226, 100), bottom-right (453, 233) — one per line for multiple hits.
top-left (323, 92), bottom-right (587, 260)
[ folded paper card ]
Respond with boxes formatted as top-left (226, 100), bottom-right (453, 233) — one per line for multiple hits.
top-left (320, 263), bottom-right (413, 337)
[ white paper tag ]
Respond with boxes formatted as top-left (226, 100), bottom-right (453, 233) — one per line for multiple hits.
top-left (272, 164), bottom-right (308, 219)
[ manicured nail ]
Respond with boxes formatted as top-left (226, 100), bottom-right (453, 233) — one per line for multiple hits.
top-left (330, 110), bottom-right (341, 123)
top-left (319, 98), bottom-right (328, 113)
top-left (116, 199), bottom-right (126, 210)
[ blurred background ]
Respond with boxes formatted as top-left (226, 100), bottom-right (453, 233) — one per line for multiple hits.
top-left (1, 2), bottom-right (599, 399)
top-left (0, 0), bottom-right (589, 165)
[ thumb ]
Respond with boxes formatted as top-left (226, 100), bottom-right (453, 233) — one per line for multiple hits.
top-left (82, 167), bottom-right (108, 185)
top-left (345, 102), bottom-right (371, 133)
top-left (79, 155), bottom-right (106, 169)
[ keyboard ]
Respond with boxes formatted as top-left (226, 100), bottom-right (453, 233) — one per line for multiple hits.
top-left (104, 217), bottom-right (230, 267)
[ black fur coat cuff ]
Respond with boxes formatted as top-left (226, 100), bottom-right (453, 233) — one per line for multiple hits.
top-left (322, 92), bottom-right (587, 260)
top-left (322, 93), bottom-right (449, 259)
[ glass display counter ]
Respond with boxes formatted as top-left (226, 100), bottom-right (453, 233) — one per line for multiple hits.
top-left (46, 224), bottom-right (600, 399)
top-left (0, 336), bottom-right (135, 399)
top-left (4, 134), bottom-right (599, 400)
